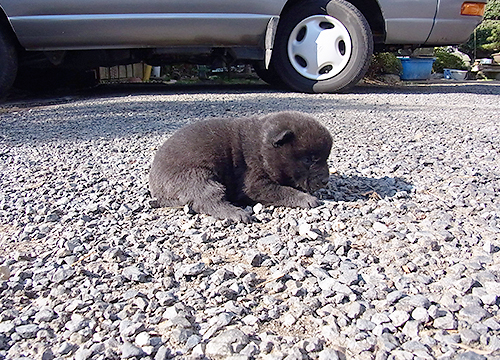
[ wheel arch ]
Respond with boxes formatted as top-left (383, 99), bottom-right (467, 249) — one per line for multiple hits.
top-left (0, 6), bottom-right (11, 31)
top-left (279, 0), bottom-right (385, 44)
top-left (0, 5), bottom-right (18, 99)
top-left (0, 6), bottom-right (20, 45)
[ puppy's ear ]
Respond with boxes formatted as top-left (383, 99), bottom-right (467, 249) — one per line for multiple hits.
top-left (272, 129), bottom-right (295, 148)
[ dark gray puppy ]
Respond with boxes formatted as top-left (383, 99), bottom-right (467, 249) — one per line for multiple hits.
top-left (149, 111), bottom-right (332, 222)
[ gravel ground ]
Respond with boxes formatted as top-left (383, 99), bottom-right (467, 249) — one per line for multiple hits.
top-left (1, 81), bottom-right (500, 360)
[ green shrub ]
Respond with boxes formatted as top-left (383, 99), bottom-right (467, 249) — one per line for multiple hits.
top-left (432, 48), bottom-right (468, 72)
top-left (460, 20), bottom-right (500, 57)
top-left (484, 0), bottom-right (500, 20)
top-left (366, 52), bottom-right (402, 79)
top-left (459, 0), bottom-right (500, 57)
top-left (479, 20), bottom-right (500, 51)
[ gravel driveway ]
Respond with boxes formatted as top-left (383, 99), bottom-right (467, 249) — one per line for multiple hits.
top-left (1, 81), bottom-right (500, 360)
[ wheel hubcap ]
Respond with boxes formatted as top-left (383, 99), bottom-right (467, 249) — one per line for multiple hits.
top-left (287, 15), bottom-right (352, 81)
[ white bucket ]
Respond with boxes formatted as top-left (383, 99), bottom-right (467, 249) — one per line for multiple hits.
top-left (443, 68), bottom-right (467, 80)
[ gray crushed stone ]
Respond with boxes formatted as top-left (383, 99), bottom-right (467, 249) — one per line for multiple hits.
top-left (1, 82), bottom-right (500, 360)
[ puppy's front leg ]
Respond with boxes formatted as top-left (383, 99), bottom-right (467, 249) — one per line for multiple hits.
top-left (193, 199), bottom-right (252, 223)
top-left (177, 170), bottom-right (252, 223)
top-left (190, 187), bottom-right (252, 223)
top-left (245, 180), bottom-right (321, 209)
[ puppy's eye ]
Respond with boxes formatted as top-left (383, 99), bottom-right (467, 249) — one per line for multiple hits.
top-left (303, 156), bottom-right (313, 166)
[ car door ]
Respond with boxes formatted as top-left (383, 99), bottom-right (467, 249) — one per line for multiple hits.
top-left (1, 0), bottom-right (285, 50)
top-left (378, 0), bottom-right (438, 44)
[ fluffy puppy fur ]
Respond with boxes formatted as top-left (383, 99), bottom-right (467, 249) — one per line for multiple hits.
top-left (149, 111), bottom-right (332, 222)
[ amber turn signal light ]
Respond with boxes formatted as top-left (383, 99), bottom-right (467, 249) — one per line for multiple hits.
top-left (461, 2), bottom-right (486, 16)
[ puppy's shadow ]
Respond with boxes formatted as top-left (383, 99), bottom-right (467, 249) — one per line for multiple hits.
top-left (318, 174), bottom-right (413, 202)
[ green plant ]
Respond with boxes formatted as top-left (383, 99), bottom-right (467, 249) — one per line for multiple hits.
top-left (480, 20), bottom-right (500, 51)
top-left (459, 0), bottom-right (500, 58)
top-left (366, 52), bottom-right (402, 79)
top-left (484, 0), bottom-right (500, 20)
top-left (432, 48), bottom-right (468, 72)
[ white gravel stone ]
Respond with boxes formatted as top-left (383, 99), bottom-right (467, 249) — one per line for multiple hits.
top-left (298, 223), bottom-right (319, 240)
top-left (318, 348), bottom-right (340, 360)
top-left (135, 331), bottom-right (151, 347)
top-left (411, 307), bottom-right (430, 323)
top-left (205, 329), bottom-right (248, 357)
top-left (122, 266), bottom-right (148, 282)
top-left (371, 313), bottom-right (391, 325)
top-left (15, 324), bottom-right (39, 339)
top-left (121, 342), bottom-right (146, 359)
top-left (373, 222), bottom-right (388, 232)
top-left (253, 203), bottom-right (263, 214)
top-left (389, 310), bottom-right (410, 327)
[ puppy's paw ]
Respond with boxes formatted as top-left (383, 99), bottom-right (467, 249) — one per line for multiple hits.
top-left (206, 204), bottom-right (253, 223)
top-left (229, 209), bottom-right (253, 223)
top-left (294, 193), bottom-right (322, 209)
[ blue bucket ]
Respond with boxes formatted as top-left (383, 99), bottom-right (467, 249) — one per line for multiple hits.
top-left (398, 57), bottom-right (435, 80)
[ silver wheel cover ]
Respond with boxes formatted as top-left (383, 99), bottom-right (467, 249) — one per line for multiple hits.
top-left (287, 15), bottom-right (352, 81)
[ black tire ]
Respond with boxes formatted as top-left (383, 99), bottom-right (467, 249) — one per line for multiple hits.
top-left (0, 25), bottom-right (18, 99)
top-left (253, 61), bottom-right (285, 88)
top-left (271, 0), bottom-right (373, 93)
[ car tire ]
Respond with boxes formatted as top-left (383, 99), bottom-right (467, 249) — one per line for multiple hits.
top-left (271, 0), bottom-right (373, 93)
top-left (253, 61), bottom-right (284, 88)
top-left (0, 25), bottom-right (18, 99)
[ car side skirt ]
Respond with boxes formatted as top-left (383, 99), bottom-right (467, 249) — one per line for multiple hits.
top-left (9, 13), bottom-right (273, 51)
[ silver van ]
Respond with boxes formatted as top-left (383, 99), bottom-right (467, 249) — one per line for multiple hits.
top-left (0, 0), bottom-right (487, 97)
